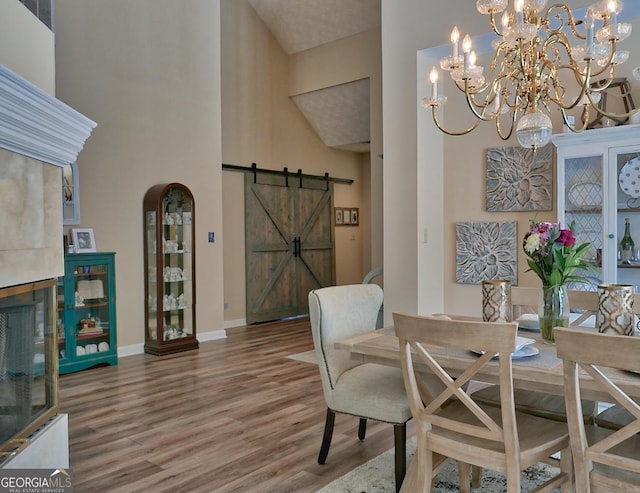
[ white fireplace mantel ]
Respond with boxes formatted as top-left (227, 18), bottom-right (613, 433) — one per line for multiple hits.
top-left (0, 64), bottom-right (96, 167)
top-left (0, 64), bottom-right (96, 289)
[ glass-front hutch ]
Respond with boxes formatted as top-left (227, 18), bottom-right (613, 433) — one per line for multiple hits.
top-left (553, 124), bottom-right (640, 291)
top-left (143, 183), bottom-right (198, 355)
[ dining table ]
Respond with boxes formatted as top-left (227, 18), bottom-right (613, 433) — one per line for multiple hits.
top-left (334, 317), bottom-right (640, 493)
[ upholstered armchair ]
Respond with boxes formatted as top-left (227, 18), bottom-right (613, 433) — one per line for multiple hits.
top-left (308, 284), bottom-right (411, 493)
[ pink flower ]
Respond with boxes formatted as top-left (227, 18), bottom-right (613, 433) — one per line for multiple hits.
top-left (557, 229), bottom-right (575, 247)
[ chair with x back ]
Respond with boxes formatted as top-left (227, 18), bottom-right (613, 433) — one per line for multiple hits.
top-left (555, 327), bottom-right (640, 492)
top-left (394, 312), bottom-right (573, 493)
top-left (308, 284), bottom-right (412, 492)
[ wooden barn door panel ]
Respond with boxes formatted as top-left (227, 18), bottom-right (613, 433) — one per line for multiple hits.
top-left (295, 185), bottom-right (335, 315)
top-left (245, 174), bottom-right (334, 324)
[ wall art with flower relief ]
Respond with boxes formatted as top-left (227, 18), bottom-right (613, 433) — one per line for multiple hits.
top-left (455, 221), bottom-right (518, 284)
top-left (486, 143), bottom-right (553, 212)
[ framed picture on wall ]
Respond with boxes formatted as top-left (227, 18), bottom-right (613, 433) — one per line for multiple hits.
top-left (335, 208), bottom-right (343, 225)
top-left (342, 208), bottom-right (351, 225)
top-left (350, 208), bottom-right (359, 225)
top-left (72, 228), bottom-right (96, 253)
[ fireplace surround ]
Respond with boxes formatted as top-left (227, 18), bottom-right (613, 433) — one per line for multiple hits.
top-left (0, 64), bottom-right (96, 465)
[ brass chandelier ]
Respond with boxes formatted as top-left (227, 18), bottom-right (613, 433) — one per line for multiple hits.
top-left (422, 0), bottom-right (638, 149)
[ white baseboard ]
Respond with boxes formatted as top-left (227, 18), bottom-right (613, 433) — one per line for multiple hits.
top-left (118, 343), bottom-right (145, 358)
top-left (117, 329), bottom-right (228, 358)
top-left (198, 329), bottom-right (227, 342)
top-left (224, 318), bottom-right (246, 329)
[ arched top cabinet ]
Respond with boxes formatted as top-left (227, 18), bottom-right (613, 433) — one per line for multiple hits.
top-left (143, 183), bottom-right (198, 355)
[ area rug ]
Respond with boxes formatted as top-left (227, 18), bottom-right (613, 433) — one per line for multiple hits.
top-left (316, 437), bottom-right (560, 493)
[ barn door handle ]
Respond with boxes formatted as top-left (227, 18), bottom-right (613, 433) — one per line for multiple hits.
top-left (293, 237), bottom-right (300, 257)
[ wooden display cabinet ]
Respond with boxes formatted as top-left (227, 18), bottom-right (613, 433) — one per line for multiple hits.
top-left (143, 183), bottom-right (198, 355)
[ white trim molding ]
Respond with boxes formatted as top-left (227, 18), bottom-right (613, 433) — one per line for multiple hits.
top-left (0, 65), bottom-right (97, 167)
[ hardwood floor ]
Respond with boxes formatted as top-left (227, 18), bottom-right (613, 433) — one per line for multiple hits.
top-left (59, 318), bottom-right (402, 492)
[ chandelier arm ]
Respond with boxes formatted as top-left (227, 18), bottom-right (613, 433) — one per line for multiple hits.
top-left (489, 12), bottom-right (501, 36)
top-left (590, 104), bottom-right (636, 122)
top-left (430, 106), bottom-right (482, 136)
top-left (494, 110), bottom-right (516, 141)
top-left (559, 108), bottom-right (590, 134)
top-left (544, 61), bottom-right (591, 111)
top-left (462, 83), bottom-right (500, 122)
top-left (543, 3), bottom-right (586, 40)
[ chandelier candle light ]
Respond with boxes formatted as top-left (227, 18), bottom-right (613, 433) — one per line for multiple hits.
top-left (423, 0), bottom-right (639, 149)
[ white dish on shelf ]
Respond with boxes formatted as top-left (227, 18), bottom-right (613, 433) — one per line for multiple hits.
top-left (568, 182), bottom-right (602, 209)
top-left (619, 156), bottom-right (640, 198)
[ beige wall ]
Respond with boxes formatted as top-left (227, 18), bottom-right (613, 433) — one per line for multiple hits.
top-left (220, 0), bottom-right (381, 324)
top-left (0, 1), bottom-right (54, 94)
top-left (54, 0), bottom-right (223, 347)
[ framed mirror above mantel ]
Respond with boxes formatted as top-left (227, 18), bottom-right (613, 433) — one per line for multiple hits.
top-left (62, 162), bottom-right (80, 225)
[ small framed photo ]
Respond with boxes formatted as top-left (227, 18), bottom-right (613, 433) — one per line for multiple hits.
top-left (335, 208), bottom-right (343, 225)
top-left (342, 208), bottom-right (351, 225)
top-left (72, 228), bottom-right (96, 253)
top-left (350, 208), bottom-right (359, 226)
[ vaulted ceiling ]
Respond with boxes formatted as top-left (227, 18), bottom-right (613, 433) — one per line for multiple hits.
top-left (248, 0), bottom-right (380, 152)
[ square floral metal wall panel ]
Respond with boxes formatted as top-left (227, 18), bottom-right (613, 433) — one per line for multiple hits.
top-left (486, 144), bottom-right (553, 212)
top-left (456, 221), bottom-right (518, 284)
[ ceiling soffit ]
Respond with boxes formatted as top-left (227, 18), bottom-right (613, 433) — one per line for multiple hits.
top-left (291, 78), bottom-right (370, 153)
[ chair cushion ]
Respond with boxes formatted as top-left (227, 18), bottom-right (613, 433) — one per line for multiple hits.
top-left (472, 385), bottom-right (597, 423)
top-left (595, 404), bottom-right (633, 430)
top-left (331, 363), bottom-right (412, 424)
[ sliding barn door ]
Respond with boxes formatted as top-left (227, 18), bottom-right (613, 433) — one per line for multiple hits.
top-left (244, 173), bottom-right (335, 324)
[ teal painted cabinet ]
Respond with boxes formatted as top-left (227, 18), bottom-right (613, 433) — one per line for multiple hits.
top-left (57, 252), bottom-right (117, 374)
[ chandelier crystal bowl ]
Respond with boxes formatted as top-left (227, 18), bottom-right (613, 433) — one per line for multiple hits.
top-left (422, 0), bottom-right (639, 149)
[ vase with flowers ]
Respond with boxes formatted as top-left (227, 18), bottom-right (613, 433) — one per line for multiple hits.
top-left (523, 218), bottom-right (591, 342)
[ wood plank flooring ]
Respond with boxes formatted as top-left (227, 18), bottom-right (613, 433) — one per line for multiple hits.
top-left (59, 318), bottom-right (402, 492)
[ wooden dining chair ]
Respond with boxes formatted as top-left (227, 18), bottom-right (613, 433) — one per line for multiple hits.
top-left (594, 293), bottom-right (640, 432)
top-left (394, 312), bottom-right (573, 493)
top-left (473, 287), bottom-right (597, 424)
top-left (555, 327), bottom-right (640, 492)
top-left (308, 284), bottom-right (412, 493)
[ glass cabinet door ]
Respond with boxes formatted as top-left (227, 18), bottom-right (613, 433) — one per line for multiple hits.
top-left (71, 261), bottom-right (112, 356)
top-left (611, 145), bottom-right (640, 289)
top-left (562, 153), bottom-right (604, 288)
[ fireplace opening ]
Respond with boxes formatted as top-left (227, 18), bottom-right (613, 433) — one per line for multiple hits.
top-left (0, 279), bottom-right (58, 462)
